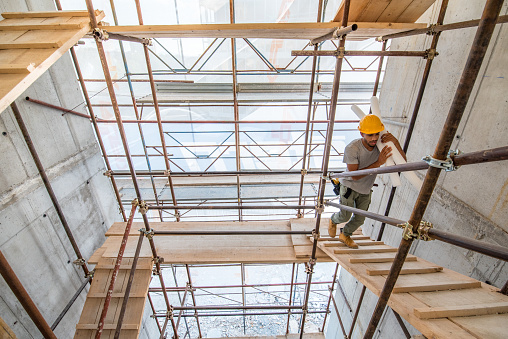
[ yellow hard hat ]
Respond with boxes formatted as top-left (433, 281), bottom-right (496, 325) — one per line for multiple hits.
top-left (358, 115), bottom-right (384, 134)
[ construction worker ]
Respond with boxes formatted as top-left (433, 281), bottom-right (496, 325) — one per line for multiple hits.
top-left (329, 114), bottom-right (406, 248)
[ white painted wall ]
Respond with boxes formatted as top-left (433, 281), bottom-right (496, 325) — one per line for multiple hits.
top-left (329, 0), bottom-right (508, 337)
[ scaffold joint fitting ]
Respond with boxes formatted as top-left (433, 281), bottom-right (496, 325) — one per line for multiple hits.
top-left (92, 28), bottom-right (109, 42)
top-left (138, 200), bottom-right (148, 215)
top-left (153, 256), bottom-right (164, 264)
top-left (312, 229), bottom-right (320, 240)
top-left (337, 46), bottom-right (346, 58)
top-left (320, 172), bottom-right (331, 181)
top-left (398, 222), bottom-right (415, 241)
top-left (164, 170), bottom-right (171, 177)
top-left (103, 170), bottom-right (113, 177)
top-left (167, 306), bottom-right (174, 319)
top-left (73, 258), bottom-right (86, 266)
top-left (424, 48), bottom-right (438, 60)
top-left (417, 221), bottom-right (433, 241)
top-left (427, 24), bottom-right (438, 35)
top-left (301, 168), bottom-right (308, 176)
top-left (315, 204), bottom-right (324, 214)
top-left (139, 228), bottom-right (154, 240)
top-left (422, 154), bottom-right (457, 172)
top-left (131, 198), bottom-right (139, 206)
top-left (143, 38), bottom-right (153, 46)
top-left (86, 269), bottom-right (95, 279)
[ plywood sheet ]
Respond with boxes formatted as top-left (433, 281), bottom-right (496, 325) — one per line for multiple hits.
top-left (0, 10), bottom-right (104, 114)
top-left (333, 0), bottom-right (436, 23)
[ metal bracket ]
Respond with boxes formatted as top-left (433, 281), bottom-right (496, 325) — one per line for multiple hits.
top-left (164, 170), bottom-right (171, 177)
top-left (422, 154), bottom-right (458, 172)
top-left (86, 269), bottom-right (95, 279)
top-left (321, 172), bottom-right (331, 181)
top-left (398, 221), bottom-right (434, 241)
top-left (139, 228), bottom-right (154, 240)
top-left (427, 24), bottom-right (438, 35)
top-left (73, 258), bottom-right (86, 266)
top-left (312, 229), bottom-right (320, 241)
top-left (138, 200), bottom-right (148, 215)
top-left (337, 46), bottom-right (346, 59)
top-left (424, 48), bottom-right (438, 60)
top-left (315, 203), bottom-right (324, 214)
top-left (92, 28), bottom-right (109, 42)
top-left (131, 198), bottom-right (139, 207)
top-left (301, 168), bottom-right (308, 176)
top-left (103, 170), bottom-right (113, 177)
top-left (417, 221), bottom-right (433, 241)
top-left (153, 256), bottom-right (164, 264)
top-left (167, 306), bottom-right (174, 319)
top-left (143, 38), bottom-right (153, 46)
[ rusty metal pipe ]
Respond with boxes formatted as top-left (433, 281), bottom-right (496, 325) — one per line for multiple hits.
top-left (310, 24), bottom-right (358, 45)
top-left (330, 146), bottom-right (508, 178)
top-left (153, 230), bottom-right (312, 235)
top-left (348, 286), bottom-right (366, 338)
top-left (326, 201), bottom-right (508, 261)
top-left (379, 14), bottom-right (508, 41)
top-left (25, 97), bottom-right (94, 120)
top-left (104, 31), bottom-right (151, 45)
top-left (365, 1), bottom-right (505, 336)
top-left (10, 102), bottom-right (90, 278)
top-left (51, 276), bottom-right (91, 330)
top-left (114, 231), bottom-right (144, 339)
top-left (153, 311), bottom-right (327, 318)
top-left (291, 50), bottom-right (429, 57)
top-left (0, 249), bottom-right (57, 339)
top-left (149, 280), bottom-right (334, 292)
top-left (378, 0), bottom-right (449, 242)
top-left (96, 203), bottom-right (137, 338)
top-left (109, 169), bottom-right (326, 176)
top-left (185, 265), bottom-right (202, 338)
top-left (300, 1), bottom-right (351, 336)
top-left (147, 205), bottom-right (314, 210)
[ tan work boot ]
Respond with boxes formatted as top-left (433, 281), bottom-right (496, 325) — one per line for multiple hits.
top-left (339, 233), bottom-right (358, 249)
top-left (328, 219), bottom-right (337, 238)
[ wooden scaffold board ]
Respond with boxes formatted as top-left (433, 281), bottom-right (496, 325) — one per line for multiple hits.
top-left (310, 225), bottom-right (508, 339)
top-left (0, 10), bottom-right (104, 114)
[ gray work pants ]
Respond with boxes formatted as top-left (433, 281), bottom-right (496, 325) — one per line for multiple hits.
top-left (330, 185), bottom-right (372, 236)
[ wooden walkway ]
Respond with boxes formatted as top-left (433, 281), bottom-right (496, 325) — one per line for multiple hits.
top-left (306, 219), bottom-right (508, 339)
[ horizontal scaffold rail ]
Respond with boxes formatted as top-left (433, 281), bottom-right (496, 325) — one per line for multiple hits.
top-left (146, 205), bottom-right (315, 210)
top-left (291, 50), bottom-right (429, 57)
top-left (325, 201), bottom-right (508, 262)
top-left (330, 146), bottom-right (508, 179)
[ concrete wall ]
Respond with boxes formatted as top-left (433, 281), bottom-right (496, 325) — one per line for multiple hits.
top-left (0, 0), bottom-right (122, 338)
top-left (329, 0), bottom-right (508, 337)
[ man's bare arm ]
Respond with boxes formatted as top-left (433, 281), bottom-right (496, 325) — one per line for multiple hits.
top-left (348, 146), bottom-right (392, 180)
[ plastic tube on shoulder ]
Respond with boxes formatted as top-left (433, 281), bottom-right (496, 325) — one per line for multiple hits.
top-left (350, 104), bottom-right (401, 187)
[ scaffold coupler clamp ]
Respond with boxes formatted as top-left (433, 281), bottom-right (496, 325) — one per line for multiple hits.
top-left (321, 172), bottom-right (331, 181)
top-left (103, 170), bottom-right (113, 177)
top-left (422, 153), bottom-right (458, 172)
top-left (153, 256), bottom-right (164, 264)
top-left (424, 48), bottom-right (438, 60)
top-left (138, 200), bottom-right (148, 215)
top-left (417, 221), bottom-right (433, 241)
top-left (86, 269), bottom-right (95, 279)
top-left (92, 27), bottom-right (109, 42)
top-left (312, 229), bottom-right (320, 241)
top-left (142, 38), bottom-right (153, 46)
top-left (132, 198), bottom-right (139, 207)
top-left (337, 46), bottom-right (346, 59)
top-left (167, 306), bottom-right (174, 319)
top-left (427, 24), bottom-right (438, 35)
top-left (398, 222), bottom-right (415, 241)
top-left (301, 168), bottom-right (308, 176)
top-left (315, 202), bottom-right (324, 215)
top-left (139, 228), bottom-right (154, 240)
top-left (164, 170), bottom-right (171, 177)
top-left (73, 258), bottom-right (86, 266)
top-left (448, 149), bottom-right (462, 171)
top-left (305, 259), bottom-right (316, 274)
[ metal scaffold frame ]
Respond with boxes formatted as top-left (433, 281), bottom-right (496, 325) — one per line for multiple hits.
top-left (2, 0), bottom-right (503, 338)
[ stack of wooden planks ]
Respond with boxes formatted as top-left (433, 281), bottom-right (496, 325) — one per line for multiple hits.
top-left (0, 10), bottom-right (104, 113)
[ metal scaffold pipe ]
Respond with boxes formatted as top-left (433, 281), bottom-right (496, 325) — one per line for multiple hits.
top-left (364, 1), bottom-right (505, 336)
top-left (147, 205), bottom-right (315, 210)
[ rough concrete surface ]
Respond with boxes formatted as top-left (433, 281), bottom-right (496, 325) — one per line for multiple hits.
top-left (330, 0), bottom-right (508, 338)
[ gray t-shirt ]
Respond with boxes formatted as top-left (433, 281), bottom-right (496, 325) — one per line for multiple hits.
top-left (339, 138), bottom-right (380, 194)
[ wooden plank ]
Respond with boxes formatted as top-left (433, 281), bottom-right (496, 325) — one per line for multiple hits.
top-left (76, 324), bottom-right (139, 330)
top-left (451, 314), bottom-right (508, 339)
top-left (0, 22), bottom-right (85, 30)
top-left (414, 302), bottom-right (508, 319)
top-left (393, 280), bottom-right (481, 293)
top-left (334, 246), bottom-right (398, 254)
top-left (104, 22), bottom-right (427, 40)
top-left (317, 235), bottom-right (371, 241)
top-left (323, 240), bottom-right (384, 247)
top-left (0, 41), bottom-right (62, 49)
top-left (333, 0), bottom-right (436, 23)
top-left (88, 292), bottom-right (147, 298)
top-left (0, 63), bottom-right (35, 73)
top-left (0, 315), bottom-right (17, 339)
top-left (367, 266), bottom-right (442, 276)
top-left (1, 10), bottom-right (95, 19)
top-left (349, 254), bottom-right (418, 263)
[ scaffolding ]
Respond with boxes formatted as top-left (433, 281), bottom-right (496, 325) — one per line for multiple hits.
top-left (1, 0), bottom-right (508, 338)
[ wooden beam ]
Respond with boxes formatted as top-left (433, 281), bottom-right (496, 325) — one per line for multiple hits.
top-left (334, 246), bottom-right (398, 254)
top-left (75, 324), bottom-right (139, 330)
top-left (0, 22), bottom-right (86, 30)
top-left (349, 255), bottom-right (418, 263)
top-left (367, 267), bottom-right (443, 276)
top-left (0, 63), bottom-right (35, 73)
top-left (103, 22), bottom-right (427, 40)
top-left (1, 10), bottom-right (97, 19)
top-left (0, 41), bottom-right (63, 49)
top-left (393, 281), bottom-right (481, 294)
top-left (414, 302), bottom-right (508, 319)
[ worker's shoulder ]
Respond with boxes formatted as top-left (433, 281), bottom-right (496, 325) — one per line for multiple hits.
top-left (345, 138), bottom-right (363, 152)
